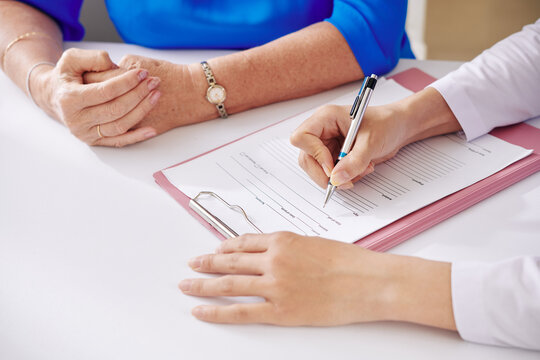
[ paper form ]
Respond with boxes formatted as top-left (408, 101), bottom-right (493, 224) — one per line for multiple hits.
top-left (163, 80), bottom-right (533, 243)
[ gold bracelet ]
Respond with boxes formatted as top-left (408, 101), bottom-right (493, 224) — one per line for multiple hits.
top-left (1, 32), bottom-right (53, 70)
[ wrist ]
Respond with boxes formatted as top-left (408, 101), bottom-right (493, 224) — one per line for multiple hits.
top-left (392, 87), bottom-right (462, 147)
top-left (384, 254), bottom-right (456, 330)
top-left (185, 62), bottom-right (224, 123)
top-left (30, 64), bottom-right (57, 118)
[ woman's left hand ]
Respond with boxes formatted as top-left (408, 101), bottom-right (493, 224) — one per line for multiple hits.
top-left (180, 232), bottom-right (401, 326)
top-left (180, 232), bottom-right (456, 329)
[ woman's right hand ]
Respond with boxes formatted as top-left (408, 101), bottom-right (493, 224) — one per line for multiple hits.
top-left (31, 48), bottom-right (162, 147)
top-left (289, 88), bottom-right (463, 188)
top-left (290, 103), bottom-right (410, 189)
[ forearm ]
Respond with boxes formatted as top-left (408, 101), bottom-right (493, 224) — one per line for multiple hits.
top-left (188, 21), bottom-right (363, 120)
top-left (0, 1), bottom-right (63, 92)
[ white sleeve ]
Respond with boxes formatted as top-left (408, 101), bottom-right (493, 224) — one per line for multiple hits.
top-left (430, 19), bottom-right (540, 141)
top-left (451, 257), bottom-right (540, 350)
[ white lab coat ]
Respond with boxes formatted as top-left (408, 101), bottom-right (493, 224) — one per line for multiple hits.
top-left (430, 19), bottom-right (540, 350)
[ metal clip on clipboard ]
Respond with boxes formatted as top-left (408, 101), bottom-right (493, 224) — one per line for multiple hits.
top-left (188, 191), bottom-right (263, 239)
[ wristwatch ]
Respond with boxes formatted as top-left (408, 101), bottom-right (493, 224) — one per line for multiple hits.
top-left (200, 61), bottom-right (228, 118)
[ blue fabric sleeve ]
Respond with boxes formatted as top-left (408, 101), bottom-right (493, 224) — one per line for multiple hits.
top-left (326, 0), bottom-right (414, 75)
top-left (18, 0), bottom-right (85, 41)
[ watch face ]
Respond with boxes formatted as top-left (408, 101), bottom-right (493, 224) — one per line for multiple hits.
top-left (207, 85), bottom-right (226, 105)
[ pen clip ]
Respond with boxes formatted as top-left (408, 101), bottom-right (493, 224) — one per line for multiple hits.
top-left (350, 77), bottom-right (368, 118)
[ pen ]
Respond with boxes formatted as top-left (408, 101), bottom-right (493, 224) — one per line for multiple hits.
top-left (323, 74), bottom-right (378, 207)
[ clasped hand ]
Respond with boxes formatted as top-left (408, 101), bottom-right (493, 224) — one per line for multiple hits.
top-left (32, 48), bottom-right (207, 147)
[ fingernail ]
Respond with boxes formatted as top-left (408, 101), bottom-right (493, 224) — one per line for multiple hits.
top-left (179, 280), bottom-right (192, 292)
top-left (192, 306), bottom-right (205, 318)
top-left (138, 69), bottom-right (148, 81)
top-left (215, 245), bottom-right (223, 253)
top-left (338, 181), bottom-right (354, 190)
top-left (188, 257), bottom-right (201, 269)
top-left (322, 164), bottom-right (331, 178)
top-left (149, 90), bottom-right (161, 105)
top-left (144, 130), bottom-right (156, 139)
top-left (147, 77), bottom-right (160, 90)
top-left (330, 170), bottom-right (350, 186)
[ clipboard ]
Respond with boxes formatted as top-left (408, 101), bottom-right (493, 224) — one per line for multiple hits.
top-left (154, 68), bottom-right (540, 251)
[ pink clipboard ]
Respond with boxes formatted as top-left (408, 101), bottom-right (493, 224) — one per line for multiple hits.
top-left (154, 68), bottom-right (540, 250)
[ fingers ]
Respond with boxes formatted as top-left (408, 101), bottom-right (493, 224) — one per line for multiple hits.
top-left (83, 67), bottom-right (127, 84)
top-left (93, 126), bottom-right (157, 148)
top-left (179, 275), bottom-right (266, 297)
top-left (290, 131), bottom-right (334, 177)
top-left (80, 68), bottom-right (150, 107)
top-left (191, 303), bottom-right (273, 324)
top-left (290, 104), bottom-right (350, 185)
top-left (84, 76), bottom-right (161, 130)
top-left (189, 253), bottom-right (264, 275)
top-left (58, 48), bottom-right (117, 75)
top-left (298, 151), bottom-right (329, 188)
top-left (216, 233), bottom-right (270, 254)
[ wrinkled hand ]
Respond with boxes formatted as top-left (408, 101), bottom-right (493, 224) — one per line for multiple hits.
top-left (179, 232), bottom-right (397, 326)
top-left (84, 55), bottom-right (211, 135)
top-left (32, 48), bottom-right (161, 147)
top-left (290, 104), bottom-right (409, 189)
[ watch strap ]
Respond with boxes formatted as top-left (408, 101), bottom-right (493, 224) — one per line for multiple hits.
top-left (201, 61), bottom-right (228, 118)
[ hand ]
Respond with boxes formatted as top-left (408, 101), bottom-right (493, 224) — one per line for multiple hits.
top-left (32, 48), bottom-right (162, 147)
top-left (84, 55), bottom-right (214, 135)
top-left (290, 104), bottom-right (407, 189)
top-left (180, 232), bottom-right (398, 326)
top-left (289, 88), bottom-right (463, 189)
top-left (179, 232), bottom-right (456, 329)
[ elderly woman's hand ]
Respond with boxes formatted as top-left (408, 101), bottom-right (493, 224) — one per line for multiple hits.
top-left (84, 54), bottom-right (214, 136)
top-left (32, 48), bottom-right (161, 147)
top-left (179, 232), bottom-right (455, 329)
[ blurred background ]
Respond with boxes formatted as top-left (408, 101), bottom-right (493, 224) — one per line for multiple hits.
top-left (80, 0), bottom-right (540, 61)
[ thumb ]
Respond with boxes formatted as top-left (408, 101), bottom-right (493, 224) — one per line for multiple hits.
top-left (330, 144), bottom-right (372, 186)
top-left (59, 49), bottom-right (117, 75)
top-left (83, 67), bottom-right (127, 84)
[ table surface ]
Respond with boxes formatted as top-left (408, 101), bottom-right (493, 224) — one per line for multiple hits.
top-left (1, 42), bottom-right (539, 360)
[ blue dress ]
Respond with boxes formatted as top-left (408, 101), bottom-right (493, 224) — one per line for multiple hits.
top-left (21, 0), bottom-right (414, 75)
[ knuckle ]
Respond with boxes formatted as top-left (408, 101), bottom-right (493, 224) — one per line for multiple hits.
top-left (230, 305), bottom-right (248, 322)
top-left (218, 276), bottom-right (235, 295)
top-left (112, 120), bottom-right (129, 135)
top-left (119, 54), bottom-right (139, 68)
top-left (320, 104), bottom-right (340, 115)
top-left (190, 279), bottom-right (203, 294)
top-left (96, 50), bottom-right (110, 62)
top-left (107, 101), bottom-right (125, 121)
top-left (200, 255), bottom-right (215, 270)
top-left (62, 48), bottom-right (77, 60)
top-left (112, 139), bottom-right (125, 148)
top-left (226, 253), bottom-right (241, 271)
top-left (289, 130), bottom-right (302, 147)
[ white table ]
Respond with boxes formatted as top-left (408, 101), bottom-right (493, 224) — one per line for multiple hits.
top-left (1, 42), bottom-right (539, 360)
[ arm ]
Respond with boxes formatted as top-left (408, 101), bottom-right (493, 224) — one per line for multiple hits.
top-left (202, 0), bottom-right (410, 117)
top-left (452, 257), bottom-right (540, 350)
top-left (0, 0), bottom-right (160, 147)
top-left (430, 19), bottom-right (540, 140)
top-left (86, 0), bottom-right (410, 136)
top-left (179, 232), bottom-right (456, 330)
top-left (291, 19), bottom-right (540, 188)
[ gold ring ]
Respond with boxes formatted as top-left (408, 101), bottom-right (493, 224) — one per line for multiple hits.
top-left (97, 124), bottom-right (104, 139)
